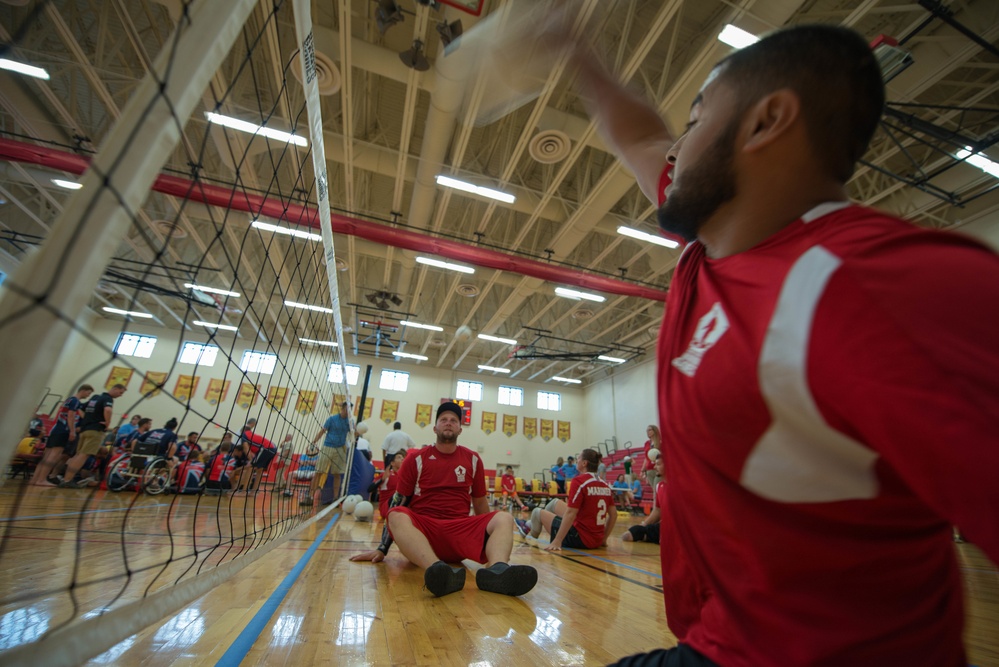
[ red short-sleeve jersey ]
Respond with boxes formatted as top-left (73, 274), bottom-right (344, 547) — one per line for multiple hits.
top-left (566, 473), bottom-right (613, 548)
top-left (501, 473), bottom-right (516, 493)
top-left (396, 444), bottom-right (486, 520)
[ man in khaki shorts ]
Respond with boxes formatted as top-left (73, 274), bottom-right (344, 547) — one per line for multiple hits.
top-left (59, 383), bottom-right (126, 488)
top-left (306, 401), bottom-right (352, 505)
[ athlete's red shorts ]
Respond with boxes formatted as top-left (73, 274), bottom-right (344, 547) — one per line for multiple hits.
top-left (387, 507), bottom-right (496, 564)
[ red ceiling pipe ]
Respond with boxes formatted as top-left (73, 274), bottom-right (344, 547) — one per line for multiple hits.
top-left (0, 137), bottom-right (668, 301)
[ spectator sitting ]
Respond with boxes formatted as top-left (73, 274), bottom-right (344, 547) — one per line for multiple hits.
top-left (561, 456), bottom-right (580, 484)
top-left (500, 466), bottom-right (527, 511)
top-left (175, 450), bottom-right (205, 494)
top-left (630, 477), bottom-right (643, 511)
top-left (623, 454), bottom-right (666, 543)
top-left (117, 414), bottom-right (141, 440)
top-left (611, 474), bottom-right (633, 509)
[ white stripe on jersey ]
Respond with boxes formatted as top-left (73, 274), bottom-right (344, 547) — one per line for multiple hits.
top-left (741, 245), bottom-right (879, 503)
top-left (570, 476), bottom-right (600, 505)
top-left (414, 455), bottom-right (423, 497)
top-left (471, 453), bottom-right (478, 478)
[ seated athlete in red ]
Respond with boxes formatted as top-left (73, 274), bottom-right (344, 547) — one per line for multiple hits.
top-left (500, 466), bottom-right (527, 510)
top-left (350, 402), bottom-right (538, 598)
top-left (377, 451), bottom-right (405, 520)
top-left (530, 448), bottom-right (616, 551)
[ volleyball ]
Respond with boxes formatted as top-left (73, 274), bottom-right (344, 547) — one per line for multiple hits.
top-left (647, 448), bottom-right (660, 462)
top-left (354, 501), bottom-right (374, 521)
top-left (623, 456), bottom-right (632, 463)
top-left (455, 325), bottom-right (473, 342)
top-left (355, 421), bottom-right (369, 436)
top-left (343, 496), bottom-right (359, 514)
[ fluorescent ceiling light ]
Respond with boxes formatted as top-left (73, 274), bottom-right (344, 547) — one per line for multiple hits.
top-left (597, 355), bottom-right (626, 364)
top-left (555, 287), bottom-right (606, 303)
top-left (299, 337), bottom-right (338, 347)
top-left (285, 300), bottom-right (334, 314)
top-left (185, 283), bottom-right (240, 298)
top-left (551, 376), bottom-right (582, 384)
top-left (52, 179), bottom-right (82, 190)
top-left (957, 146), bottom-right (999, 179)
top-left (415, 256), bottom-right (475, 274)
top-left (718, 24), bottom-right (759, 49)
top-left (0, 58), bottom-right (50, 80)
top-left (194, 320), bottom-right (238, 331)
top-left (205, 112), bottom-right (307, 147)
top-left (251, 219), bottom-right (321, 241)
top-left (617, 225), bottom-right (680, 249)
top-left (394, 351), bottom-right (428, 360)
top-left (400, 320), bottom-right (444, 332)
top-left (477, 333), bottom-right (517, 345)
top-left (435, 174), bottom-right (516, 204)
top-left (478, 365), bottom-right (511, 373)
top-left (103, 307), bottom-right (153, 319)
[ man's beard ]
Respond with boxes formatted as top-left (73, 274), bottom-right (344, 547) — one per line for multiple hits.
top-left (437, 430), bottom-right (458, 444)
top-left (657, 119), bottom-right (738, 243)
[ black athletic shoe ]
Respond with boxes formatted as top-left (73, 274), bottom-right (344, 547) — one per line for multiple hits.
top-left (424, 561), bottom-right (466, 597)
top-left (475, 562), bottom-right (538, 597)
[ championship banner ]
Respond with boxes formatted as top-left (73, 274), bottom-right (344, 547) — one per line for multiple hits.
top-left (502, 414), bottom-right (518, 438)
top-left (380, 399), bottom-right (399, 424)
top-left (236, 382), bottom-right (259, 409)
top-left (204, 379), bottom-right (230, 405)
top-left (354, 397), bottom-right (374, 420)
top-left (105, 365), bottom-right (134, 391)
top-left (295, 389), bottom-right (318, 415)
top-left (540, 419), bottom-right (554, 442)
top-left (415, 403), bottom-right (432, 427)
top-left (266, 386), bottom-right (289, 410)
top-left (557, 420), bottom-right (571, 443)
top-left (481, 411), bottom-right (497, 435)
top-left (523, 417), bottom-right (537, 440)
top-left (173, 374), bottom-right (199, 402)
top-left (140, 371), bottom-right (168, 397)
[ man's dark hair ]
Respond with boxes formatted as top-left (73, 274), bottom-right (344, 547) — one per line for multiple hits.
top-left (188, 431), bottom-right (199, 438)
top-left (138, 418), bottom-right (152, 428)
top-left (716, 24), bottom-right (884, 182)
top-left (393, 421), bottom-right (402, 430)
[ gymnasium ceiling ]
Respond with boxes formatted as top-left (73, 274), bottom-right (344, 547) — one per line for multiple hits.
top-left (0, 0), bottom-right (997, 386)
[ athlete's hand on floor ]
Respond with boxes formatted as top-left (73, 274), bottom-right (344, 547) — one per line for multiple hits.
top-left (350, 550), bottom-right (385, 563)
top-left (544, 541), bottom-right (562, 552)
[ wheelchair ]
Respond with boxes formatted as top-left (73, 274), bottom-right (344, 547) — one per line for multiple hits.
top-left (105, 440), bottom-right (172, 495)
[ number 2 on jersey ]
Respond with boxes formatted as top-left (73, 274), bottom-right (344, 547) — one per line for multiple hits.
top-left (596, 499), bottom-right (608, 526)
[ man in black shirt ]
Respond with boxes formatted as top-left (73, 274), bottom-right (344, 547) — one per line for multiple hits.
top-left (59, 383), bottom-right (126, 488)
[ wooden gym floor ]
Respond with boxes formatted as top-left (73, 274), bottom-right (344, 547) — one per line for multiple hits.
top-left (0, 482), bottom-right (995, 666)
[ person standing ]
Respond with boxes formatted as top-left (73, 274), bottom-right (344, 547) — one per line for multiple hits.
top-left (381, 421), bottom-right (416, 468)
top-left (31, 384), bottom-right (93, 487)
top-left (58, 384), bottom-right (125, 488)
top-left (551, 456), bottom-right (566, 494)
top-left (529, 449), bottom-right (616, 551)
top-left (641, 425), bottom-right (661, 488)
top-left (308, 401), bottom-right (352, 505)
top-left (350, 402), bottom-right (538, 598)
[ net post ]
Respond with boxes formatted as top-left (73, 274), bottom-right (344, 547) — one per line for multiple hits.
top-left (0, 0), bottom-right (259, 473)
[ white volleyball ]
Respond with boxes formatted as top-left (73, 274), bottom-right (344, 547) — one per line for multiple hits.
top-left (455, 325), bottom-right (473, 342)
top-left (647, 448), bottom-right (660, 462)
top-left (355, 422), bottom-right (369, 436)
top-left (343, 497), bottom-right (359, 514)
top-left (354, 501), bottom-right (374, 521)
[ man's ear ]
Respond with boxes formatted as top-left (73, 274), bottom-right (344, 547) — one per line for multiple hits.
top-left (741, 88), bottom-right (800, 153)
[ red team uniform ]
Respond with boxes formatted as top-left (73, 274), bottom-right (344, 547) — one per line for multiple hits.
top-left (564, 473), bottom-right (613, 548)
top-left (388, 444), bottom-right (494, 563)
top-left (378, 469), bottom-right (398, 520)
top-left (501, 473), bottom-right (516, 494)
top-left (656, 197), bottom-right (999, 665)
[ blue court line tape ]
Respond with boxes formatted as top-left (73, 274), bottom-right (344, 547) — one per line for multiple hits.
top-left (215, 511), bottom-right (341, 667)
top-left (563, 548), bottom-right (662, 579)
top-left (0, 504), bottom-right (173, 522)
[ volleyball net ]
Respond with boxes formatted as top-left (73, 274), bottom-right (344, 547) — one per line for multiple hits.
top-left (0, 1), bottom-right (354, 663)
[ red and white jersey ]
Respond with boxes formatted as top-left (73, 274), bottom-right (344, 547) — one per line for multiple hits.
top-left (208, 453), bottom-right (236, 482)
top-left (653, 479), bottom-right (666, 512)
top-left (396, 444), bottom-right (486, 521)
top-left (501, 473), bottom-right (516, 493)
top-left (565, 473), bottom-right (613, 548)
top-left (658, 202), bottom-right (999, 666)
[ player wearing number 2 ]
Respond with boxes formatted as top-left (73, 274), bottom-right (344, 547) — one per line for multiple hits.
top-left (530, 448), bottom-right (615, 550)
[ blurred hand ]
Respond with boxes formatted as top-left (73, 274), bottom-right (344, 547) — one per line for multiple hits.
top-left (350, 550), bottom-right (385, 563)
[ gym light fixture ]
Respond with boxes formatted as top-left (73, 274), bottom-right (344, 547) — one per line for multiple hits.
top-left (555, 287), bottom-right (606, 303)
top-left (401, 320), bottom-right (444, 332)
top-left (399, 40), bottom-right (430, 72)
top-left (0, 58), bottom-right (49, 80)
top-left (478, 333), bottom-right (517, 345)
top-left (194, 320), bottom-right (239, 332)
top-left (597, 355), bottom-right (626, 364)
top-left (299, 337), bottom-right (338, 347)
top-left (376, 0), bottom-right (404, 35)
top-left (103, 307), bottom-right (153, 319)
top-left (205, 112), bottom-right (307, 147)
top-left (478, 365), bottom-right (511, 374)
top-left (415, 256), bottom-right (475, 274)
top-left (285, 300), bottom-right (334, 314)
top-left (435, 175), bottom-right (516, 204)
top-left (251, 219), bottom-right (321, 241)
top-left (52, 179), bottom-right (82, 190)
top-left (957, 146), bottom-right (999, 179)
top-left (185, 283), bottom-right (241, 298)
top-left (437, 19), bottom-right (463, 50)
top-left (394, 351), bottom-right (429, 360)
top-left (551, 376), bottom-right (582, 384)
top-left (718, 24), bottom-right (759, 49)
top-left (617, 225), bottom-right (680, 249)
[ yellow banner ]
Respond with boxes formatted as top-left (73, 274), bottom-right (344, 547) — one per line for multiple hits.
top-left (502, 414), bottom-right (518, 438)
top-left (415, 403), bottom-right (432, 428)
top-left (481, 411), bottom-right (497, 435)
top-left (105, 365), bottom-right (134, 391)
top-left (381, 399), bottom-right (399, 424)
top-left (557, 420), bottom-right (571, 443)
top-left (541, 419), bottom-right (554, 442)
top-left (295, 390), bottom-right (318, 415)
top-left (204, 378), bottom-right (230, 405)
top-left (266, 386), bottom-right (289, 410)
top-left (354, 397), bottom-right (374, 420)
top-left (236, 383), bottom-right (259, 409)
top-left (523, 417), bottom-right (537, 440)
top-left (140, 371), bottom-right (168, 397)
top-left (173, 374), bottom-right (199, 402)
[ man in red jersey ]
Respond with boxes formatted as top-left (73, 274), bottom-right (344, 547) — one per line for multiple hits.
top-left (557, 19), bottom-right (999, 667)
top-left (351, 402), bottom-right (538, 598)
